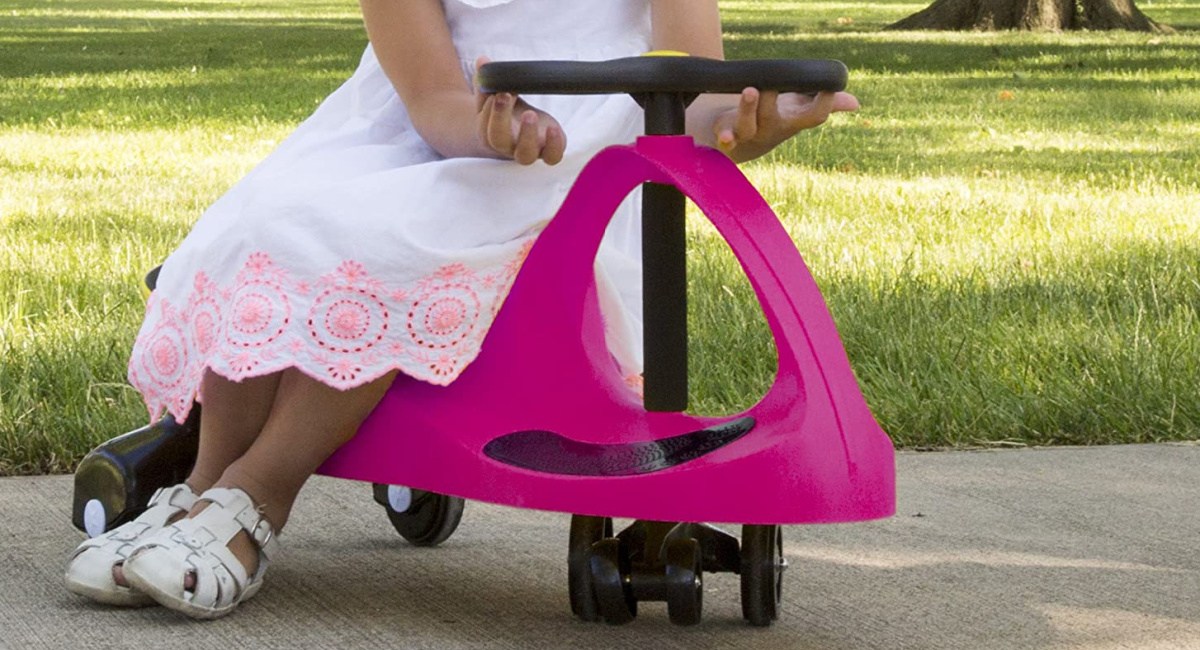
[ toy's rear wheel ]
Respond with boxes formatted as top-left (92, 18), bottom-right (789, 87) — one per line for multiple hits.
top-left (372, 484), bottom-right (465, 547)
top-left (589, 537), bottom-right (637, 625)
top-left (569, 515), bottom-right (613, 621)
top-left (665, 537), bottom-right (704, 626)
top-left (72, 410), bottom-right (200, 537)
top-left (740, 525), bottom-right (785, 626)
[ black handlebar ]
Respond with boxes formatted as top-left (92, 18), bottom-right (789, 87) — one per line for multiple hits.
top-left (476, 56), bottom-right (848, 97)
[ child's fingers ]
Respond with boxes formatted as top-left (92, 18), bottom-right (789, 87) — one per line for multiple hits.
top-left (792, 90), bottom-right (836, 129)
top-left (542, 124), bottom-right (566, 165)
top-left (488, 92), bottom-right (516, 153)
top-left (832, 91), bottom-right (860, 112)
top-left (713, 112), bottom-right (737, 154)
top-left (476, 94), bottom-right (496, 147)
top-left (512, 111), bottom-right (541, 165)
top-left (756, 89), bottom-right (779, 129)
top-left (734, 88), bottom-right (759, 141)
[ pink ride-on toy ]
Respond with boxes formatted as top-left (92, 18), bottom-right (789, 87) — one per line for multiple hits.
top-left (73, 55), bottom-right (895, 626)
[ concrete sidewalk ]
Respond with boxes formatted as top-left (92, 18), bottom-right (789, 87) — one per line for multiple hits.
top-left (1, 444), bottom-right (1198, 650)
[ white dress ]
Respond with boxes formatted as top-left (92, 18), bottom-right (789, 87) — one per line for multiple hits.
top-left (130, 0), bottom-right (651, 422)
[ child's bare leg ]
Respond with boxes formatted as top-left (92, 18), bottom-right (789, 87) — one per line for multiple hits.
top-left (187, 370), bottom-right (284, 492)
top-left (192, 368), bottom-right (398, 578)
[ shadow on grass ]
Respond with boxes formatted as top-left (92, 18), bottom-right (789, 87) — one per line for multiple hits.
top-left (0, 0), bottom-right (354, 12)
top-left (2, 13), bottom-right (366, 126)
top-left (725, 27), bottom-right (1200, 75)
top-left (721, 3), bottom-right (1200, 43)
top-left (8, 26), bottom-right (1196, 128)
top-left (2, 21), bottom-right (365, 73)
top-left (3, 6), bottom-right (1197, 131)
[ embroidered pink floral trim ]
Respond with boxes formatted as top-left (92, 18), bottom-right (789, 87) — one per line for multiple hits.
top-left (129, 242), bottom-right (539, 423)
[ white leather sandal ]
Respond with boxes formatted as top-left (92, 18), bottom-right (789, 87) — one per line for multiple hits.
top-left (122, 487), bottom-right (279, 619)
top-left (64, 483), bottom-right (198, 607)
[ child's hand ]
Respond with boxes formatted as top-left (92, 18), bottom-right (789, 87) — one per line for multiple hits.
top-left (474, 56), bottom-right (567, 166)
top-left (712, 89), bottom-right (859, 161)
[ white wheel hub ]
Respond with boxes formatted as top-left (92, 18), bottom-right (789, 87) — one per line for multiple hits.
top-left (83, 499), bottom-right (107, 538)
top-left (386, 485), bottom-right (413, 513)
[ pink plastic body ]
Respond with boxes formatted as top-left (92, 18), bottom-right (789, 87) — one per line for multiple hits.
top-left (318, 136), bottom-right (895, 525)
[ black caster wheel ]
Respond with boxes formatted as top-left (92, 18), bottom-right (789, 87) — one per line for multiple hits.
top-left (589, 537), bottom-right (637, 625)
top-left (740, 525), bottom-right (785, 626)
top-left (665, 537), bottom-right (703, 626)
top-left (569, 515), bottom-right (613, 621)
top-left (372, 484), bottom-right (465, 547)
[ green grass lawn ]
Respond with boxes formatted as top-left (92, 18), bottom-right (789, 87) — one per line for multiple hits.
top-left (2, 0), bottom-right (1199, 475)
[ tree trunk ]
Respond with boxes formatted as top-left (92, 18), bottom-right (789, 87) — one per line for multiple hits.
top-left (887, 0), bottom-right (1173, 32)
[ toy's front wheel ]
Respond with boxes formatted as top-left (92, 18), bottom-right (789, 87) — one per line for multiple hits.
top-left (372, 484), bottom-right (465, 547)
top-left (589, 537), bottom-right (638, 625)
top-left (568, 515), bottom-right (613, 621)
top-left (740, 525), bottom-right (785, 626)
top-left (665, 537), bottom-right (704, 626)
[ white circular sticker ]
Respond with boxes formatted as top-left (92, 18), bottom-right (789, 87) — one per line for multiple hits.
top-left (83, 499), bottom-right (107, 538)
top-left (386, 485), bottom-right (413, 513)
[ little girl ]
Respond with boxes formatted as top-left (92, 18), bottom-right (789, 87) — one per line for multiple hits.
top-left (65, 0), bottom-right (857, 619)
